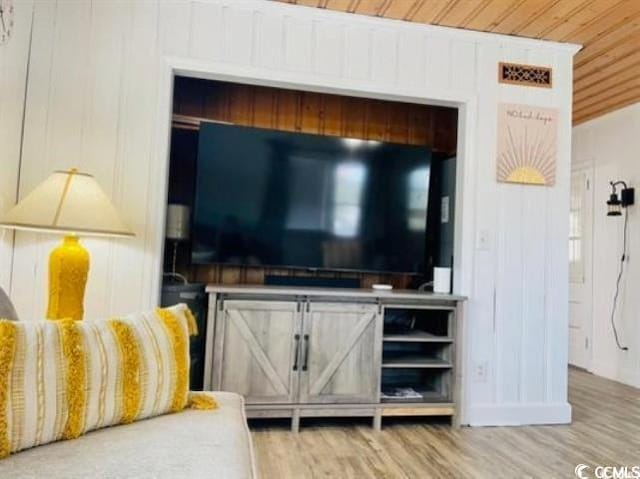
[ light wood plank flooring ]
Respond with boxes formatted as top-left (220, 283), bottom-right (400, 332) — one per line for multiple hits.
top-left (251, 368), bottom-right (640, 478)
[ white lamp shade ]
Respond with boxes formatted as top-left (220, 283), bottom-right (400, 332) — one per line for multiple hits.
top-left (166, 204), bottom-right (190, 240)
top-left (0, 169), bottom-right (134, 238)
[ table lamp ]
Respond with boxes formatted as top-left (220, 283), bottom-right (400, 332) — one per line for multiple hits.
top-left (164, 204), bottom-right (190, 284)
top-left (0, 168), bottom-right (134, 321)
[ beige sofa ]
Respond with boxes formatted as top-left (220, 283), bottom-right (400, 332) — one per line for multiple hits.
top-left (0, 392), bottom-right (257, 479)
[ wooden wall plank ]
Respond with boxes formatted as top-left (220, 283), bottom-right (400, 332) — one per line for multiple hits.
top-left (321, 94), bottom-right (344, 136)
top-left (189, 2), bottom-right (225, 62)
top-left (342, 96), bottom-right (367, 139)
top-left (344, 25), bottom-right (371, 80)
top-left (10, 0), bottom-right (57, 319)
top-left (300, 92), bottom-right (323, 133)
top-left (365, 100), bottom-right (390, 142)
top-left (253, 86), bottom-right (278, 129)
top-left (0, 0), bottom-right (33, 293)
top-left (173, 77), bottom-right (457, 153)
top-left (79, 0), bottom-right (130, 318)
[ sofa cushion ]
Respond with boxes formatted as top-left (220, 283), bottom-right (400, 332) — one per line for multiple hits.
top-left (0, 392), bottom-right (257, 479)
top-left (0, 304), bottom-right (198, 458)
top-left (0, 288), bottom-right (18, 321)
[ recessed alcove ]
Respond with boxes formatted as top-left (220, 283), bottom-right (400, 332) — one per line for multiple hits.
top-left (164, 76), bottom-right (458, 289)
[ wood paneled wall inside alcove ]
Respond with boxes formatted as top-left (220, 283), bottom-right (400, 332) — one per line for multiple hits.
top-left (170, 76), bottom-right (458, 288)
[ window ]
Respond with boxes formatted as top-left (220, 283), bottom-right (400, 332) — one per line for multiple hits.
top-left (333, 162), bottom-right (366, 237)
top-left (407, 167), bottom-right (430, 231)
top-left (569, 173), bottom-right (585, 283)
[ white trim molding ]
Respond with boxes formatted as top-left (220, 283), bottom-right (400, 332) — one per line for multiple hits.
top-left (467, 402), bottom-right (572, 426)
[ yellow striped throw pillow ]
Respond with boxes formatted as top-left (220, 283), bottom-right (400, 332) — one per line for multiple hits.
top-left (0, 303), bottom-right (198, 458)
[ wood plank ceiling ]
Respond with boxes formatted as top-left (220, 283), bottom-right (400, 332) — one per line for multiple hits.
top-left (278, 0), bottom-right (640, 124)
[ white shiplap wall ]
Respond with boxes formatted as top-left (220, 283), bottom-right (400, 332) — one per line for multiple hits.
top-left (0, 0), bottom-right (32, 293)
top-left (4, 0), bottom-right (578, 426)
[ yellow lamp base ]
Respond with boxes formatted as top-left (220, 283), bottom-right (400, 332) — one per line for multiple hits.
top-left (46, 235), bottom-right (89, 321)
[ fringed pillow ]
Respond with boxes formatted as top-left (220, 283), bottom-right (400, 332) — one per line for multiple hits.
top-left (0, 303), bottom-right (214, 459)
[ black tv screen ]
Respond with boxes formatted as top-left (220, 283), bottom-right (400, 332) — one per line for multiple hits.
top-left (192, 122), bottom-right (432, 274)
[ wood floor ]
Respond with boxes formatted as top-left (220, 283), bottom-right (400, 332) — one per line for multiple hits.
top-left (251, 368), bottom-right (640, 478)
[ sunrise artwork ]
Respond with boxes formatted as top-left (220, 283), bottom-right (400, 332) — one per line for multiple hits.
top-left (497, 103), bottom-right (558, 186)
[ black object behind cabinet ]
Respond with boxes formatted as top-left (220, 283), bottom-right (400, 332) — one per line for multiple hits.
top-left (160, 283), bottom-right (208, 391)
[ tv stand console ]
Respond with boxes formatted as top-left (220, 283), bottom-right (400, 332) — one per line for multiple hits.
top-left (203, 284), bottom-right (465, 431)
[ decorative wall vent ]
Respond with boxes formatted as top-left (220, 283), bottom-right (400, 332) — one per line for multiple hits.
top-left (498, 62), bottom-right (552, 88)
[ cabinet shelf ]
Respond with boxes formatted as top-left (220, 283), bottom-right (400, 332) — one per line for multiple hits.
top-left (383, 331), bottom-right (453, 343)
top-left (380, 389), bottom-right (449, 404)
top-left (381, 357), bottom-right (452, 368)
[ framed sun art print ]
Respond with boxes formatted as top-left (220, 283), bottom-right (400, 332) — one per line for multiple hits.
top-left (496, 103), bottom-right (558, 186)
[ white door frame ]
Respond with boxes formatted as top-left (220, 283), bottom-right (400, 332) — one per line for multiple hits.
top-left (569, 161), bottom-right (594, 371)
top-left (146, 56), bottom-right (477, 423)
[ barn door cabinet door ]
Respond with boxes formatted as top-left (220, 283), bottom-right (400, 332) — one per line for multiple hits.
top-left (299, 302), bottom-right (382, 404)
top-left (215, 300), bottom-right (301, 404)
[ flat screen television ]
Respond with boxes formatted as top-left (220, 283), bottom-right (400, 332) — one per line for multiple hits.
top-left (192, 122), bottom-right (432, 275)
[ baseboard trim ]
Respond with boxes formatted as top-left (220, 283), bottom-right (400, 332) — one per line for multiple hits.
top-left (590, 361), bottom-right (640, 389)
top-left (465, 402), bottom-right (572, 426)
